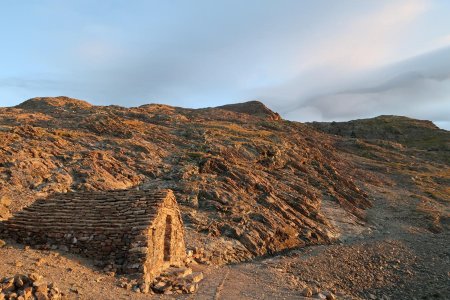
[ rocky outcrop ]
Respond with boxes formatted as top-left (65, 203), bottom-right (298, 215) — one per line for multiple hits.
top-left (0, 196), bottom-right (11, 221)
top-left (16, 96), bottom-right (92, 111)
top-left (215, 100), bottom-right (281, 120)
top-left (0, 96), bottom-right (371, 262)
top-left (308, 115), bottom-right (450, 151)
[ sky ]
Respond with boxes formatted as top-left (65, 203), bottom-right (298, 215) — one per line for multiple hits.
top-left (1, 0), bottom-right (450, 129)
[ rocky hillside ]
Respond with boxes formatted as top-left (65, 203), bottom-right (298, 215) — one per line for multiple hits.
top-left (1, 97), bottom-right (449, 299)
top-left (215, 101), bottom-right (281, 120)
top-left (0, 97), bottom-right (373, 262)
top-left (309, 115), bottom-right (449, 234)
top-left (309, 115), bottom-right (450, 154)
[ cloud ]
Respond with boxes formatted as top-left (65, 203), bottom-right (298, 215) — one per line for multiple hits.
top-left (435, 121), bottom-right (450, 130)
top-left (295, 0), bottom-right (429, 71)
top-left (34, 0), bottom-right (430, 109)
top-left (0, 77), bottom-right (63, 90)
top-left (425, 34), bottom-right (450, 52)
top-left (251, 0), bottom-right (432, 113)
top-left (1, 0), bottom-right (448, 130)
top-left (284, 46), bottom-right (450, 129)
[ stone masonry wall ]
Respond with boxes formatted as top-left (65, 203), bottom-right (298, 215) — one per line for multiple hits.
top-left (140, 193), bottom-right (186, 284)
top-left (0, 189), bottom-right (186, 282)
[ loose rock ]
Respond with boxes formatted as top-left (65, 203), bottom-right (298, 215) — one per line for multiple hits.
top-left (302, 287), bottom-right (313, 297)
top-left (0, 274), bottom-right (66, 300)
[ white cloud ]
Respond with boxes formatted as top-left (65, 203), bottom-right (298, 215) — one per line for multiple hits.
top-left (435, 121), bottom-right (450, 130)
top-left (254, 0), bottom-right (431, 112)
top-left (296, 0), bottom-right (429, 71)
top-left (284, 105), bottom-right (323, 123)
top-left (431, 34), bottom-right (450, 49)
top-left (285, 46), bottom-right (450, 127)
top-left (71, 24), bottom-right (125, 67)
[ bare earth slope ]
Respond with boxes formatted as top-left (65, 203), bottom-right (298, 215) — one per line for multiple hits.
top-left (1, 97), bottom-right (449, 299)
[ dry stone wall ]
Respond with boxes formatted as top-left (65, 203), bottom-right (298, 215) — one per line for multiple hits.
top-left (142, 203), bottom-right (186, 283)
top-left (0, 189), bottom-right (186, 283)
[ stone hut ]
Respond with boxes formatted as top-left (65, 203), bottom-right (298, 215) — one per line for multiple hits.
top-left (0, 189), bottom-right (186, 285)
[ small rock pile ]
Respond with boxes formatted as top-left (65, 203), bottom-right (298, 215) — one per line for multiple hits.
top-left (302, 286), bottom-right (337, 300)
top-left (151, 267), bottom-right (204, 295)
top-left (0, 273), bottom-right (66, 300)
top-left (118, 248), bottom-right (207, 294)
top-left (119, 266), bottom-right (204, 295)
top-left (186, 248), bottom-right (211, 265)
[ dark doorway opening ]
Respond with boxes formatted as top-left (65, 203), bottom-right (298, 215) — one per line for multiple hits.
top-left (163, 215), bottom-right (172, 262)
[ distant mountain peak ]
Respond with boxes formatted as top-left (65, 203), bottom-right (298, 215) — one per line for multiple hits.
top-left (215, 100), bottom-right (281, 120)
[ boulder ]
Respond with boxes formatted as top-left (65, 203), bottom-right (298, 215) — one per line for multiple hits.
top-left (185, 272), bottom-right (204, 283)
top-left (0, 196), bottom-right (11, 207)
top-left (302, 287), bottom-right (313, 297)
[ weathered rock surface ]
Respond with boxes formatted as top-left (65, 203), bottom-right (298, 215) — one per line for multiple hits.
top-left (215, 100), bottom-right (282, 120)
top-left (0, 196), bottom-right (11, 221)
top-left (0, 96), bottom-right (372, 261)
top-left (0, 273), bottom-right (66, 299)
top-left (309, 115), bottom-right (450, 154)
top-left (0, 97), bottom-right (448, 299)
top-left (150, 266), bottom-right (204, 294)
top-left (118, 265), bottom-right (204, 295)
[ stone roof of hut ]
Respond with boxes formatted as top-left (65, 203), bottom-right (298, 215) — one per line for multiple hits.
top-left (4, 189), bottom-right (175, 232)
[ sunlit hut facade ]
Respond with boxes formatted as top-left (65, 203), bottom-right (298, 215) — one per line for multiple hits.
top-left (0, 189), bottom-right (186, 285)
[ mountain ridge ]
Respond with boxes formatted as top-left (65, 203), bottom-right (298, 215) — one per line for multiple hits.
top-left (0, 96), bottom-right (448, 263)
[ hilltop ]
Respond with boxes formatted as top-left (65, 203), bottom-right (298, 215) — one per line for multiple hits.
top-left (16, 96), bottom-right (93, 111)
top-left (0, 97), bottom-right (449, 299)
top-left (309, 115), bottom-right (450, 152)
top-left (0, 97), bottom-right (372, 260)
top-left (215, 100), bottom-right (281, 120)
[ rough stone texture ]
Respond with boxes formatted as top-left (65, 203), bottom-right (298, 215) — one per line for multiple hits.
top-left (308, 115), bottom-right (450, 155)
top-left (0, 196), bottom-right (11, 221)
top-left (0, 189), bottom-right (186, 284)
top-left (0, 96), bottom-right (377, 261)
top-left (215, 101), bottom-right (281, 120)
top-left (0, 273), bottom-right (66, 299)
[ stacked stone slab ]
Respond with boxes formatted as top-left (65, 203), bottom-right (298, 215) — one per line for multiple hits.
top-left (0, 189), bottom-right (186, 286)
